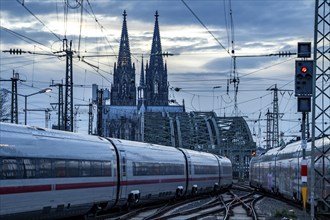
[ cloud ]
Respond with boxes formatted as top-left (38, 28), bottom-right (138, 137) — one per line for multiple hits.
top-left (0, 0), bottom-right (315, 139)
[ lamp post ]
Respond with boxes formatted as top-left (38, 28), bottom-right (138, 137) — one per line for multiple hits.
top-left (212, 86), bottom-right (221, 112)
top-left (24, 88), bottom-right (52, 125)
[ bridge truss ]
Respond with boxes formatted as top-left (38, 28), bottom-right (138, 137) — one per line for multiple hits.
top-left (141, 112), bottom-right (256, 180)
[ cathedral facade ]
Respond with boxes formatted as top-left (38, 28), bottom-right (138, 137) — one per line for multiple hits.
top-left (104, 11), bottom-right (184, 140)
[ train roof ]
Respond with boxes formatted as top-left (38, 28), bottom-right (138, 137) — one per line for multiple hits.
top-left (254, 136), bottom-right (330, 161)
top-left (0, 123), bottom-right (114, 160)
top-left (110, 138), bottom-right (187, 163)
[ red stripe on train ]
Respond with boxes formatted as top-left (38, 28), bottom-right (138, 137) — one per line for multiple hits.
top-left (0, 182), bottom-right (115, 195)
top-left (0, 184), bottom-right (51, 195)
top-left (56, 181), bottom-right (116, 190)
top-left (0, 176), bottom-right (227, 195)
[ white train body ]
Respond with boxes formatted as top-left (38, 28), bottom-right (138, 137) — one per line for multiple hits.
top-left (249, 138), bottom-right (330, 211)
top-left (0, 123), bottom-right (232, 219)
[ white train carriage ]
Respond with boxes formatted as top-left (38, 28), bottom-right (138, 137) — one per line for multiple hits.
top-left (249, 147), bottom-right (280, 192)
top-left (0, 122), bottom-right (234, 219)
top-left (217, 155), bottom-right (233, 188)
top-left (250, 137), bottom-right (330, 211)
top-left (275, 141), bottom-right (302, 199)
top-left (108, 138), bottom-right (187, 207)
top-left (179, 148), bottom-right (224, 194)
top-left (275, 139), bottom-right (330, 204)
top-left (0, 123), bottom-right (117, 220)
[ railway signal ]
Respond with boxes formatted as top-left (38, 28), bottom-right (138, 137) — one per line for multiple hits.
top-left (295, 60), bottom-right (314, 97)
top-left (294, 42), bottom-right (313, 212)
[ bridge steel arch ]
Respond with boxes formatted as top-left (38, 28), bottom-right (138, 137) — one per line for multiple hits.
top-left (140, 111), bottom-right (256, 180)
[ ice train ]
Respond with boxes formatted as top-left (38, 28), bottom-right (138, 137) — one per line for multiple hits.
top-left (0, 122), bottom-right (232, 219)
top-left (249, 137), bottom-right (330, 212)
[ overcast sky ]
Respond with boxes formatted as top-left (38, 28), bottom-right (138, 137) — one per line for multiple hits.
top-left (0, 0), bottom-right (316, 146)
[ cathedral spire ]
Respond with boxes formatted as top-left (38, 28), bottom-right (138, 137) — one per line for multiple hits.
top-left (118, 10), bottom-right (132, 67)
top-left (150, 10), bottom-right (163, 67)
top-left (139, 55), bottom-right (145, 87)
top-left (138, 56), bottom-right (145, 109)
top-left (111, 10), bottom-right (136, 106)
top-left (145, 11), bottom-right (168, 106)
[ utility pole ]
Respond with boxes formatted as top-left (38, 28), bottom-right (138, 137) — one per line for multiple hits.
top-left (11, 71), bottom-right (19, 124)
top-left (0, 71), bottom-right (25, 124)
top-left (63, 39), bottom-right (74, 132)
top-left (26, 108), bottom-right (51, 128)
top-left (96, 89), bottom-right (104, 136)
top-left (50, 80), bottom-right (64, 130)
top-left (75, 102), bottom-right (94, 135)
top-left (3, 45), bottom-right (74, 130)
top-left (268, 85), bottom-right (279, 149)
top-left (266, 84), bottom-right (291, 149)
top-left (265, 109), bottom-right (272, 149)
top-left (311, 0), bottom-right (330, 217)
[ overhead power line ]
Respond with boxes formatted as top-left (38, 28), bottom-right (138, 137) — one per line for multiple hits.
top-left (181, 0), bottom-right (231, 57)
top-left (0, 26), bottom-right (50, 50)
top-left (16, 0), bottom-right (62, 42)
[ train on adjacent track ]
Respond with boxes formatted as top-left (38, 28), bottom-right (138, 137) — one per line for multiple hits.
top-left (249, 137), bottom-right (330, 212)
top-left (0, 122), bottom-right (232, 220)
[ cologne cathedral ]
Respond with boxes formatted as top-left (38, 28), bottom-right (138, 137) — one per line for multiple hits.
top-left (102, 11), bottom-right (184, 140)
top-left (95, 11), bottom-right (255, 180)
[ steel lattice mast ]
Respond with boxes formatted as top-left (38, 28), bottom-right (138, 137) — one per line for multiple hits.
top-left (311, 0), bottom-right (330, 217)
top-left (63, 39), bottom-right (74, 132)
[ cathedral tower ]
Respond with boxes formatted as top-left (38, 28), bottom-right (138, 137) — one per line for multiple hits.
top-left (145, 11), bottom-right (169, 106)
top-left (111, 11), bottom-right (136, 106)
top-left (138, 56), bottom-right (146, 109)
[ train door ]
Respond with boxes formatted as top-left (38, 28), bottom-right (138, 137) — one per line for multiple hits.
top-left (267, 162), bottom-right (272, 191)
top-left (289, 160), bottom-right (293, 196)
top-left (178, 148), bottom-right (190, 195)
top-left (120, 150), bottom-right (127, 200)
top-left (258, 162), bottom-right (261, 186)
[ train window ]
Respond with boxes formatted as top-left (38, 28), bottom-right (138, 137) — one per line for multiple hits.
top-left (39, 159), bottom-right (52, 178)
top-left (54, 160), bottom-right (66, 177)
top-left (133, 162), bottom-right (184, 176)
top-left (164, 164), bottom-right (184, 175)
top-left (194, 165), bottom-right (218, 175)
top-left (133, 162), bottom-right (152, 176)
top-left (92, 161), bottom-right (102, 176)
top-left (23, 159), bottom-right (36, 178)
top-left (1, 158), bottom-right (21, 179)
top-left (67, 161), bottom-right (79, 177)
top-left (103, 161), bottom-right (112, 176)
top-left (81, 161), bottom-right (91, 176)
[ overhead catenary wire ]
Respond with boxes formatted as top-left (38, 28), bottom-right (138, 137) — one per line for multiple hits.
top-left (16, 0), bottom-right (62, 42)
top-left (0, 26), bottom-right (51, 51)
top-left (1, 1), bottom-right (305, 136)
top-left (181, 0), bottom-right (231, 57)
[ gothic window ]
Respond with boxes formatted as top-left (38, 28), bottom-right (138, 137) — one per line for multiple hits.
top-left (122, 83), bottom-right (127, 95)
top-left (138, 89), bottom-right (144, 99)
top-left (154, 82), bottom-right (159, 94)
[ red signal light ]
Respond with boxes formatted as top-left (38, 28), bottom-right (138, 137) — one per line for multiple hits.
top-left (301, 66), bottom-right (308, 73)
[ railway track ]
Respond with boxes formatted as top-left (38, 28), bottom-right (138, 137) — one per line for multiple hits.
top-left (91, 186), bottom-right (264, 220)
top-left (88, 182), bottom-right (312, 220)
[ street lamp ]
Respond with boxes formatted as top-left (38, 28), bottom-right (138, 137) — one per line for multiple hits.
top-left (213, 86), bottom-right (221, 111)
top-left (24, 88), bottom-right (52, 125)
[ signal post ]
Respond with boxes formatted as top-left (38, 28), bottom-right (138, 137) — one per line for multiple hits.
top-left (295, 42), bottom-right (313, 210)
